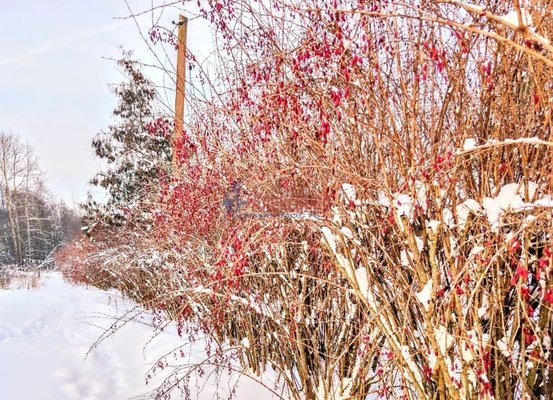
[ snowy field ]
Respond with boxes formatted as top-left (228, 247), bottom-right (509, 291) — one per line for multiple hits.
top-left (0, 272), bottom-right (277, 400)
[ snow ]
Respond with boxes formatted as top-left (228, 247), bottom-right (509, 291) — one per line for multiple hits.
top-left (394, 193), bottom-right (414, 219)
top-left (340, 183), bottom-right (356, 204)
top-left (496, 337), bottom-right (511, 358)
top-left (241, 337), bottom-right (251, 349)
top-left (314, 376), bottom-right (354, 400)
top-left (481, 181), bottom-right (551, 231)
top-left (377, 184), bottom-right (429, 228)
top-left (461, 341), bottom-right (475, 363)
top-left (443, 207), bottom-right (455, 228)
top-left (455, 3), bottom-right (552, 48)
top-left (321, 226), bottom-right (337, 254)
top-left (456, 199), bottom-right (482, 231)
top-left (461, 137), bottom-right (553, 154)
top-left (414, 180), bottom-right (428, 212)
top-left (342, 39), bottom-right (352, 50)
top-left (427, 350), bottom-right (437, 371)
top-left (456, 2), bottom-right (485, 13)
top-left (340, 226), bottom-right (354, 239)
top-left (0, 272), bottom-right (275, 400)
top-left (400, 249), bottom-right (411, 267)
top-left (336, 253), bottom-right (354, 276)
top-left (415, 279), bottom-right (433, 313)
top-left (434, 325), bottom-right (454, 356)
top-left (535, 196), bottom-right (553, 207)
top-left (477, 293), bottom-right (489, 320)
top-left (400, 345), bottom-right (423, 384)
top-left (354, 267), bottom-right (369, 295)
top-left (427, 219), bottom-right (441, 235)
top-left (543, 334), bottom-right (551, 359)
top-left (462, 138), bottom-right (477, 151)
top-left (497, 9), bottom-right (533, 29)
top-left (377, 192), bottom-right (391, 207)
top-left (415, 235), bottom-right (424, 251)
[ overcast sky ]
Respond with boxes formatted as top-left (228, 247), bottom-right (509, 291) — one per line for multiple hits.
top-left (0, 1), bottom-right (209, 204)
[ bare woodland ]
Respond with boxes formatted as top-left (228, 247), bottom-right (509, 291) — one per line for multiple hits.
top-left (57, 1), bottom-right (553, 399)
top-left (0, 132), bottom-right (79, 265)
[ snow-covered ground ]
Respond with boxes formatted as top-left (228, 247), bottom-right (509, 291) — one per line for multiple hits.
top-left (0, 272), bottom-right (277, 400)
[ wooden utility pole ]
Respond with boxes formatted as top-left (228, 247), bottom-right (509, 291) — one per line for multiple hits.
top-left (173, 14), bottom-right (188, 177)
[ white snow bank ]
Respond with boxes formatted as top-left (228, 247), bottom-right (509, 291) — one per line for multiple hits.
top-left (0, 272), bottom-right (276, 400)
top-left (482, 182), bottom-right (553, 231)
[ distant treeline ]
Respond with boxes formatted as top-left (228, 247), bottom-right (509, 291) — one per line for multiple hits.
top-left (0, 132), bottom-right (80, 266)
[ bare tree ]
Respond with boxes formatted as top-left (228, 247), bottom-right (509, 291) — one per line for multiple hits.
top-left (0, 132), bottom-right (78, 265)
top-left (0, 132), bottom-right (40, 263)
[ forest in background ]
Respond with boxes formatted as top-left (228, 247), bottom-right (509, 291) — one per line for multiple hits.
top-left (0, 132), bottom-right (80, 266)
top-left (57, 1), bottom-right (553, 399)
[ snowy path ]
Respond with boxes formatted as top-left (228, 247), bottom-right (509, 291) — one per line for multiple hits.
top-left (0, 272), bottom-right (277, 400)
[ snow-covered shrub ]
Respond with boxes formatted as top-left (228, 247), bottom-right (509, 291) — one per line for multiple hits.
top-left (65, 1), bottom-right (553, 399)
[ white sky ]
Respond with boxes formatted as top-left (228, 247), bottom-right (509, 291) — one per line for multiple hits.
top-left (0, 1), bottom-right (211, 205)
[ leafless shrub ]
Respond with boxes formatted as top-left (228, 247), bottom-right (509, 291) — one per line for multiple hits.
top-left (63, 1), bottom-right (553, 399)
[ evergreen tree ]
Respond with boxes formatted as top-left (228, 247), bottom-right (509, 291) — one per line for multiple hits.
top-left (84, 56), bottom-right (171, 231)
